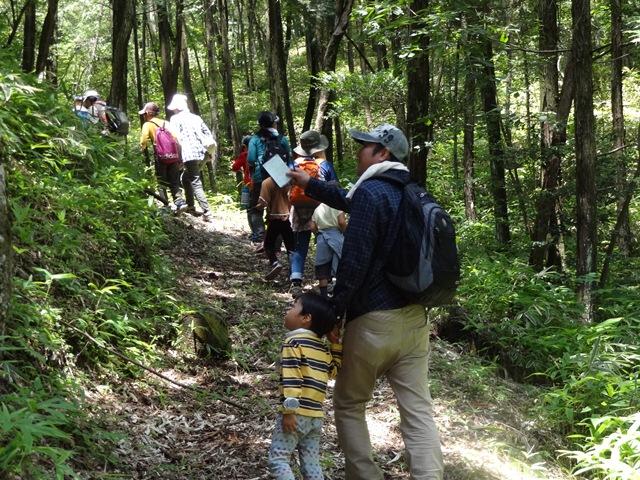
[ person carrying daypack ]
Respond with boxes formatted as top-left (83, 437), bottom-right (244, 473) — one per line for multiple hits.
top-left (167, 93), bottom-right (217, 223)
top-left (139, 101), bottom-right (187, 213)
top-left (104, 106), bottom-right (130, 136)
top-left (287, 123), bottom-right (448, 480)
top-left (247, 111), bottom-right (292, 245)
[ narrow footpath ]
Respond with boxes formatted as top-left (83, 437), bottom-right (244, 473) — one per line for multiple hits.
top-left (81, 201), bottom-right (573, 479)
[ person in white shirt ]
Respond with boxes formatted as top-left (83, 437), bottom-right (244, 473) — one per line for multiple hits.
top-left (167, 93), bottom-right (216, 222)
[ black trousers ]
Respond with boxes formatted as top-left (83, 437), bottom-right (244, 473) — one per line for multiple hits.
top-left (264, 218), bottom-right (295, 264)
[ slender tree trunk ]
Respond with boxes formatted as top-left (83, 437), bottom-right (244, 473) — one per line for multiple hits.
top-left (0, 159), bottom-right (11, 331)
top-left (572, 0), bottom-right (598, 322)
top-left (268, 0), bottom-right (296, 145)
top-left (133, 0), bottom-right (144, 128)
top-left (157, 0), bottom-right (182, 111)
top-left (35, 0), bottom-right (59, 77)
top-left (406, 0), bottom-right (430, 186)
top-left (530, 0), bottom-right (562, 271)
top-left (245, 0), bottom-right (257, 91)
top-left (204, 0), bottom-right (221, 143)
top-left (610, 0), bottom-right (631, 254)
top-left (21, 0), bottom-right (36, 72)
top-left (359, 41), bottom-right (374, 128)
top-left (236, 0), bottom-right (252, 91)
top-left (314, 0), bottom-right (356, 132)
top-left (180, 20), bottom-right (200, 115)
top-left (452, 42), bottom-right (460, 181)
top-left (109, 0), bottom-right (134, 110)
top-left (5, 0), bottom-right (28, 48)
top-left (216, 0), bottom-right (241, 150)
top-left (462, 51), bottom-right (477, 221)
top-left (480, 38), bottom-right (510, 244)
top-left (335, 115), bottom-right (344, 169)
top-left (302, 13), bottom-right (321, 132)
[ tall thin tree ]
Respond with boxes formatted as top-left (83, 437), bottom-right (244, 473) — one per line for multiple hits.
top-left (572, 0), bottom-right (598, 322)
top-left (109, 0), bottom-right (134, 110)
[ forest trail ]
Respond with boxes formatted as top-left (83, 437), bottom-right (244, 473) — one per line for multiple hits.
top-left (81, 202), bottom-right (572, 480)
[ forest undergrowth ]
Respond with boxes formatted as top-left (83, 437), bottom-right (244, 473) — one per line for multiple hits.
top-left (65, 205), bottom-right (573, 480)
top-left (3, 63), bottom-right (640, 480)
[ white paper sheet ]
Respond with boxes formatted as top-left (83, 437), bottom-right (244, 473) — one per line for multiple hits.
top-left (262, 154), bottom-right (291, 188)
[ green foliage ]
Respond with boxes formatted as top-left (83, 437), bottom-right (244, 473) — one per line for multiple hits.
top-left (1, 57), bottom-right (186, 476)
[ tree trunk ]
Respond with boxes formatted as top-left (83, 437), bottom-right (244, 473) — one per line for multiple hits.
top-left (314, 0), bottom-right (356, 132)
top-left (480, 38), bottom-right (510, 244)
top-left (235, 0), bottom-right (253, 91)
top-left (335, 115), bottom-right (344, 169)
top-left (109, 0), bottom-right (134, 110)
top-left (302, 13), bottom-right (321, 133)
top-left (572, 0), bottom-right (598, 322)
top-left (21, 0), bottom-right (36, 72)
top-left (530, 0), bottom-right (562, 271)
top-left (0, 159), bottom-right (11, 331)
top-left (217, 0), bottom-right (241, 150)
top-left (405, 0), bottom-right (430, 186)
top-left (180, 20), bottom-right (200, 115)
top-left (133, 0), bottom-right (145, 128)
top-left (204, 0), bottom-right (221, 145)
top-left (35, 0), bottom-right (59, 77)
top-left (610, 0), bottom-right (631, 254)
top-left (268, 0), bottom-right (296, 145)
top-left (462, 51), bottom-right (477, 221)
top-left (157, 0), bottom-right (182, 111)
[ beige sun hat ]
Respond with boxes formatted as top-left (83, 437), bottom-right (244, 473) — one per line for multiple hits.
top-left (294, 130), bottom-right (329, 156)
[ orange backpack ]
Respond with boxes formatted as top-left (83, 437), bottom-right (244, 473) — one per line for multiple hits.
top-left (289, 159), bottom-right (321, 207)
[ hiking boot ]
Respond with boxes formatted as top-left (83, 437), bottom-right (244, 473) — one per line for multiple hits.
top-left (264, 262), bottom-right (283, 281)
top-left (185, 206), bottom-right (197, 215)
top-left (202, 211), bottom-right (213, 223)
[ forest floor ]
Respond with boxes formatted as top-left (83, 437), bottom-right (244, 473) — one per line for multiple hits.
top-left (79, 200), bottom-right (574, 480)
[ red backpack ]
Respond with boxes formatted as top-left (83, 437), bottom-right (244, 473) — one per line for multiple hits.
top-left (151, 121), bottom-right (180, 164)
top-left (289, 158), bottom-right (321, 207)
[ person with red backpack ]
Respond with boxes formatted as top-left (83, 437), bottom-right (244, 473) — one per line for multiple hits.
top-left (139, 102), bottom-right (187, 213)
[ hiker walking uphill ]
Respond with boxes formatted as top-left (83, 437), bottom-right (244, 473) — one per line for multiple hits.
top-left (139, 101), bottom-right (187, 213)
top-left (288, 124), bottom-right (445, 480)
top-left (247, 111), bottom-right (292, 244)
top-left (288, 130), bottom-right (336, 294)
top-left (167, 94), bottom-right (216, 223)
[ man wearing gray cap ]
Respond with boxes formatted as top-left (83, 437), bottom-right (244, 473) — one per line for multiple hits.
top-left (288, 123), bottom-right (443, 480)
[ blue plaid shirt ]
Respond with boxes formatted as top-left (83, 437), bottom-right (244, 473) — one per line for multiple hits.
top-left (305, 169), bottom-right (410, 321)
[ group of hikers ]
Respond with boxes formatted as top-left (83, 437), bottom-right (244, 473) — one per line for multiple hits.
top-left (229, 110), bottom-right (444, 479)
top-left (76, 88), bottom-right (446, 479)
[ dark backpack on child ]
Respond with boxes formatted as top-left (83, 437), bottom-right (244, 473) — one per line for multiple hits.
top-left (258, 134), bottom-right (290, 181)
top-left (376, 173), bottom-right (460, 307)
top-left (104, 106), bottom-right (130, 136)
top-left (150, 120), bottom-right (180, 164)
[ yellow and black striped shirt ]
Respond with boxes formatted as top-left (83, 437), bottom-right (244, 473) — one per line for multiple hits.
top-left (279, 328), bottom-right (342, 418)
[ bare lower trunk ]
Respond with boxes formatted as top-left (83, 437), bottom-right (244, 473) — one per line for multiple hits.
top-left (572, 0), bottom-right (597, 323)
top-left (0, 162), bottom-right (11, 333)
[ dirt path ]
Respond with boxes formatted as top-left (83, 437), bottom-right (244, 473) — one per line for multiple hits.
top-left (83, 203), bottom-right (572, 479)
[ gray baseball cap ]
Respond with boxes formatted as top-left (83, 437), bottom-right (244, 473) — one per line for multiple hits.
top-left (349, 123), bottom-right (409, 161)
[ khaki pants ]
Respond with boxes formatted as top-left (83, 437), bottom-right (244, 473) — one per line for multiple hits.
top-left (334, 305), bottom-right (443, 480)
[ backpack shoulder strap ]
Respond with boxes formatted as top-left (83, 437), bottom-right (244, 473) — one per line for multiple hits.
top-left (373, 172), bottom-right (410, 188)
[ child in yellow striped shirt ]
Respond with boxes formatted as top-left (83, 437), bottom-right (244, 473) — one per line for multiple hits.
top-left (269, 293), bottom-right (342, 479)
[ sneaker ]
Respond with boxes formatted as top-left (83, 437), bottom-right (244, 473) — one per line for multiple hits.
top-left (202, 211), bottom-right (213, 223)
top-left (254, 244), bottom-right (265, 254)
top-left (264, 262), bottom-right (283, 281)
top-left (174, 200), bottom-right (188, 214)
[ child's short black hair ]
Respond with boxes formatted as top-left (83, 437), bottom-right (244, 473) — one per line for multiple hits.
top-left (297, 292), bottom-right (337, 337)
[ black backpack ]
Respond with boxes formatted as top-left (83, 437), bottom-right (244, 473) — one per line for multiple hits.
top-left (104, 106), bottom-right (130, 136)
top-left (259, 134), bottom-right (290, 180)
top-left (377, 173), bottom-right (460, 307)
